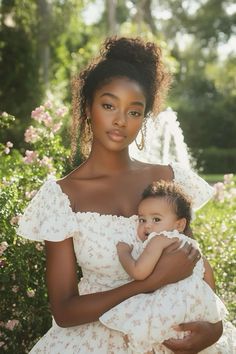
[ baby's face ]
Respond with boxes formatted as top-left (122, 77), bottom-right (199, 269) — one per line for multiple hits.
top-left (137, 197), bottom-right (180, 241)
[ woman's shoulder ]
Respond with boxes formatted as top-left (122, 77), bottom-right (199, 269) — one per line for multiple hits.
top-left (132, 159), bottom-right (173, 181)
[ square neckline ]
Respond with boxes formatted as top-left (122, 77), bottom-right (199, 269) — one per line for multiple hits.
top-left (53, 163), bottom-right (175, 220)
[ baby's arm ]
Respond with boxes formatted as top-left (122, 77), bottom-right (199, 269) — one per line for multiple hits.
top-left (117, 234), bottom-right (178, 280)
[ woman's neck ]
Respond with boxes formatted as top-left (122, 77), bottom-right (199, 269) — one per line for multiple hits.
top-left (86, 146), bottom-right (133, 176)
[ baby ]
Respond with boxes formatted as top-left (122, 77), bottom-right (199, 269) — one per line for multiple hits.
top-left (100, 180), bottom-right (227, 354)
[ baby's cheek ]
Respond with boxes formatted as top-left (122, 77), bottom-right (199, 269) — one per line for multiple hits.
top-left (137, 226), bottom-right (145, 242)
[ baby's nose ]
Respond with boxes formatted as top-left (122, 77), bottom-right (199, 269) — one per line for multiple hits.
top-left (145, 223), bottom-right (152, 229)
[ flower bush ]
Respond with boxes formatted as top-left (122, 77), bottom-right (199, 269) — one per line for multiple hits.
top-left (0, 104), bottom-right (70, 353)
top-left (193, 174), bottom-right (236, 324)
top-left (0, 107), bottom-right (235, 352)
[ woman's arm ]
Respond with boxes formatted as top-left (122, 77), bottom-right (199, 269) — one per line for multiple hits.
top-left (117, 235), bottom-right (178, 280)
top-left (45, 238), bottom-right (198, 327)
top-left (202, 256), bottom-right (216, 290)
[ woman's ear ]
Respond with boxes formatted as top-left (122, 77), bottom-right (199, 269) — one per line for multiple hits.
top-left (176, 218), bottom-right (187, 232)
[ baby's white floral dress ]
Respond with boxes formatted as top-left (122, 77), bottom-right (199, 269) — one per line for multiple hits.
top-left (99, 230), bottom-right (228, 353)
top-left (18, 163), bottom-right (236, 354)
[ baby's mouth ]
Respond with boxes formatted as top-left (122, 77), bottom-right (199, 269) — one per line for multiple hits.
top-left (144, 232), bottom-right (150, 238)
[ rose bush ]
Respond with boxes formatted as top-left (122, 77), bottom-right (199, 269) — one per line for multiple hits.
top-left (0, 107), bottom-right (235, 352)
top-left (0, 104), bottom-right (71, 353)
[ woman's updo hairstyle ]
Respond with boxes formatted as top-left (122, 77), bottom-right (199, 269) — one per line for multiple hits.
top-left (71, 36), bottom-right (171, 160)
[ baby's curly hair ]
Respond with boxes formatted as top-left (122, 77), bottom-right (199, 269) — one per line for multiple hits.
top-left (142, 180), bottom-right (192, 230)
top-left (71, 36), bottom-right (171, 160)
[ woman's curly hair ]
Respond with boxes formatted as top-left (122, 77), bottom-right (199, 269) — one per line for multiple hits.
top-left (142, 180), bottom-right (192, 231)
top-left (71, 36), bottom-right (171, 161)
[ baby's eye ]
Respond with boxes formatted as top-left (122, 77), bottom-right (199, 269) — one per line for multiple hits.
top-left (138, 218), bottom-right (146, 223)
top-left (153, 217), bottom-right (161, 223)
top-left (102, 103), bottom-right (114, 110)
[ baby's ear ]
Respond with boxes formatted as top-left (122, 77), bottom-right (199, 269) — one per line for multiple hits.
top-left (176, 218), bottom-right (187, 232)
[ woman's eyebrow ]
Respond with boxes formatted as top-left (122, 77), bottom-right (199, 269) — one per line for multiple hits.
top-left (100, 93), bottom-right (145, 107)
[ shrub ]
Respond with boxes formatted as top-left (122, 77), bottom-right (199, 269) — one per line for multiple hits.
top-left (193, 147), bottom-right (236, 174)
top-left (193, 174), bottom-right (236, 324)
top-left (0, 104), bottom-right (70, 353)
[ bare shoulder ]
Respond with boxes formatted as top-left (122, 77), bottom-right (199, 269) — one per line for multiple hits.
top-left (132, 159), bottom-right (174, 181)
top-left (55, 165), bottom-right (86, 204)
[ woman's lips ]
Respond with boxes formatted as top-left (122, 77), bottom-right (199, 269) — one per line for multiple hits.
top-left (107, 130), bottom-right (126, 142)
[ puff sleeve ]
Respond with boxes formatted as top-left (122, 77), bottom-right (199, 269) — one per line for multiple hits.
top-left (17, 179), bottom-right (78, 242)
top-left (170, 162), bottom-right (215, 211)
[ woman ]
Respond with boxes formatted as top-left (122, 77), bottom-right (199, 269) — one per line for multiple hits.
top-left (18, 37), bottom-right (223, 353)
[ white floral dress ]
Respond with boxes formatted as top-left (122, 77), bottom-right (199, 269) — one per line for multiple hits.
top-left (18, 163), bottom-right (235, 354)
top-left (99, 230), bottom-right (227, 353)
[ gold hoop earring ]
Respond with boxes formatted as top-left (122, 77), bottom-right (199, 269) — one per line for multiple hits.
top-left (135, 129), bottom-right (145, 150)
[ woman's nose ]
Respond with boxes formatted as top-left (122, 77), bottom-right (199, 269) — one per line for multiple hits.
top-left (113, 111), bottom-right (127, 127)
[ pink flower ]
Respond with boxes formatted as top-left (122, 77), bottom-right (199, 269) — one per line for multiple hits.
top-left (52, 122), bottom-right (62, 133)
top-left (42, 112), bottom-right (53, 127)
top-left (25, 190), bottom-right (37, 200)
top-left (39, 156), bottom-right (53, 170)
top-left (35, 243), bottom-right (44, 251)
top-left (0, 341), bottom-right (5, 348)
top-left (0, 241), bottom-right (8, 256)
top-left (12, 285), bottom-right (19, 293)
top-left (224, 174), bottom-right (233, 183)
top-left (44, 100), bottom-right (53, 109)
top-left (31, 106), bottom-right (45, 122)
top-left (56, 106), bottom-right (67, 117)
top-left (10, 215), bottom-right (20, 225)
top-left (214, 182), bottom-right (225, 202)
top-left (24, 126), bottom-right (40, 143)
top-left (4, 147), bottom-right (10, 154)
top-left (6, 141), bottom-right (13, 148)
top-left (27, 289), bottom-right (36, 298)
top-left (23, 150), bottom-right (38, 164)
top-left (5, 319), bottom-right (19, 331)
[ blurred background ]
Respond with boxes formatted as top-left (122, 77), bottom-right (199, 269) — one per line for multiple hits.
top-left (0, 0), bottom-right (236, 172)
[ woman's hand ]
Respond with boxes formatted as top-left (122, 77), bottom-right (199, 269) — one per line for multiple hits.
top-left (116, 242), bottom-right (133, 255)
top-left (163, 320), bottom-right (223, 353)
top-left (142, 240), bottom-right (200, 293)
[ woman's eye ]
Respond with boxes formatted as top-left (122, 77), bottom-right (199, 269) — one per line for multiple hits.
top-left (129, 111), bottom-right (142, 118)
top-left (153, 217), bottom-right (161, 223)
top-left (102, 103), bottom-right (114, 110)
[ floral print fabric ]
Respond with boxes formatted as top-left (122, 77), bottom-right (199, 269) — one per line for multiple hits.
top-left (17, 163), bottom-right (235, 353)
top-left (100, 230), bottom-right (227, 353)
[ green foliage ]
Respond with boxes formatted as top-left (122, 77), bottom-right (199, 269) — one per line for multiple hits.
top-left (194, 147), bottom-right (236, 174)
top-left (193, 175), bottom-right (236, 324)
top-left (0, 0), bottom-right (42, 136)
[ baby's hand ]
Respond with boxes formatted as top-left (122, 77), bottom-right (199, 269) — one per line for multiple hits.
top-left (116, 242), bottom-right (133, 255)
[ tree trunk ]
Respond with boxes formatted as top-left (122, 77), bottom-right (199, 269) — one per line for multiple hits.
top-left (106, 0), bottom-right (118, 35)
top-left (37, 0), bottom-right (51, 88)
top-left (133, 0), bottom-right (157, 35)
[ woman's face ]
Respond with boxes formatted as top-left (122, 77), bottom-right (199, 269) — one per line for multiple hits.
top-left (88, 77), bottom-right (146, 151)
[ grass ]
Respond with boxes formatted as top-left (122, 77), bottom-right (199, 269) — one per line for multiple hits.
top-left (200, 174), bottom-right (236, 184)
